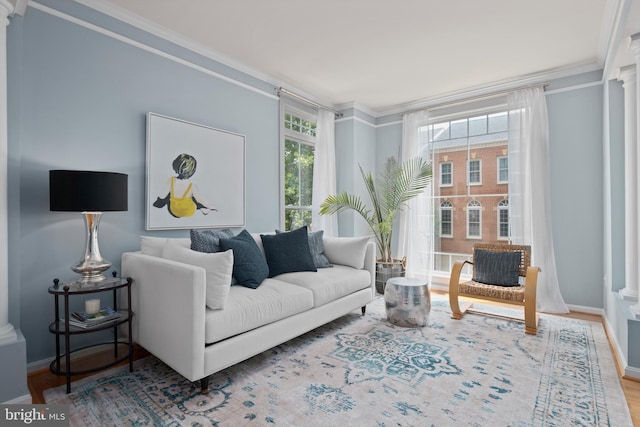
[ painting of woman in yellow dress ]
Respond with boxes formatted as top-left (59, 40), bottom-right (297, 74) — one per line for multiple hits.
top-left (146, 113), bottom-right (245, 230)
top-left (153, 153), bottom-right (217, 218)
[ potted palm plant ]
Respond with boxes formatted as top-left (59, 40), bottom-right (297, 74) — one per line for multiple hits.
top-left (320, 156), bottom-right (432, 293)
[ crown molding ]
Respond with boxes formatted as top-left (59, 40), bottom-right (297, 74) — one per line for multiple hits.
top-left (63, 0), bottom-right (616, 120)
top-left (375, 61), bottom-right (602, 118)
top-left (72, 0), bottom-right (274, 86)
top-left (598, 0), bottom-right (625, 66)
top-left (0, 0), bottom-right (13, 20)
top-left (602, 0), bottom-right (635, 79)
top-left (70, 0), bottom-right (341, 111)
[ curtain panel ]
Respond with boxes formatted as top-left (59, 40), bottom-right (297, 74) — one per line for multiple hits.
top-left (508, 88), bottom-right (568, 313)
top-left (398, 110), bottom-right (434, 281)
top-left (311, 108), bottom-right (338, 236)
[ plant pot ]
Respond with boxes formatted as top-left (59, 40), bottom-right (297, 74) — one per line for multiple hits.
top-left (375, 257), bottom-right (406, 294)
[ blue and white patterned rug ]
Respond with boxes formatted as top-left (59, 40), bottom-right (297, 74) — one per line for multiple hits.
top-left (44, 296), bottom-right (633, 426)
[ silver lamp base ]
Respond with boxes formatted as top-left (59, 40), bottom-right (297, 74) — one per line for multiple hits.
top-left (71, 212), bottom-right (111, 283)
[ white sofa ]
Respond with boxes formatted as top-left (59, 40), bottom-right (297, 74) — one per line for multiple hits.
top-left (121, 233), bottom-right (376, 393)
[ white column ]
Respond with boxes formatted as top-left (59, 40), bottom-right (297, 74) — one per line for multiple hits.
top-left (629, 34), bottom-right (640, 317)
top-left (0, 0), bottom-right (15, 345)
top-left (618, 64), bottom-right (639, 302)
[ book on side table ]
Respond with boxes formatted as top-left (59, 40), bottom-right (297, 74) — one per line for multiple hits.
top-left (63, 306), bottom-right (122, 329)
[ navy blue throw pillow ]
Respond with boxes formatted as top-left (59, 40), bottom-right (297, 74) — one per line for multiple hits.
top-left (276, 228), bottom-right (332, 268)
top-left (219, 230), bottom-right (269, 289)
top-left (472, 249), bottom-right (521, 287)
top-left (261, 226), bottom-right (317, 277)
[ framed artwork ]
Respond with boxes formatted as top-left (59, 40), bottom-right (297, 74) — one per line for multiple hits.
top-left (146, 113), bottom-right (246, 230)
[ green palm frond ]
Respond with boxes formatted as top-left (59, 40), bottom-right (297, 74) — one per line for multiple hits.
top-left (320, 156), bottom-right (432, 262)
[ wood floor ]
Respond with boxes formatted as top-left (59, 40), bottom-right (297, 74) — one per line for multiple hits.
top-left (27, 299), bottom-right (640, 426)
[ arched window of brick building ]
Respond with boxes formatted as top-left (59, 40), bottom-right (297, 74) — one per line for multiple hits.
top-left (497, 199), bottom-right (509, 240)
top-left (467, 200), bottom-right (482, 239)
top-left (440, 201), bottom-right (453, 237)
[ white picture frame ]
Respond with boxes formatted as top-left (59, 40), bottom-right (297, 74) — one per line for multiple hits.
top-left (146, 113), bottom-right (245, 230)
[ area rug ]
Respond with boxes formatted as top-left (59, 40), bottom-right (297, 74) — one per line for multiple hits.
top-left (44, 295), bottom-right (633, 426)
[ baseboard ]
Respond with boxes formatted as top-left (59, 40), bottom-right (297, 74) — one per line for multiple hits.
top-left (565, 304), bottom-right (604, 316)
top-left (600, 313), bottom-right (637, 381)
top-left (27, 345), bottom-right (108, 373)
top-left (3, 393), bottom-right (32, 404)
top-left (624, 365), bottom-right (640, 380)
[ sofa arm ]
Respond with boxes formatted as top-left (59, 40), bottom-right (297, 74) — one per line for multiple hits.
top-left (323, 237), bottom-right (376, 297)
top-left (363, 241), bottom-right (376, 294)
top-left (121, 252), bottom-right (207, 381)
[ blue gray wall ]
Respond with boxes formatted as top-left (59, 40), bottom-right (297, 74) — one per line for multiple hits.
top-left (9, 1), bottom-right (280, 366)
top-left (335, 109), bottom-right (377, 237)
top-left (546, 77), bottom-right (603, 308)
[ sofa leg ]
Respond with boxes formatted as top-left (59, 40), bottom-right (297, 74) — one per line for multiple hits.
top-left (201, 376), bottom-right (209, 395)
top-left (361, 306), bottom-right (366, 315)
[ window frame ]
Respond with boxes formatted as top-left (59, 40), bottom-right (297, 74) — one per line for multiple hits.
top-left (440, 200), bottom-right (453, 237)
top-left (466, 200), bottom-right (482, 239)
top-left (497, 156), bottom-right (508, 184)
top-left (497, 199), bottom-right (509, 240)
top-left (281, 104), bottom-right (318, 231)
top-left (467, 159), bottom-right (482, 186)
top-left (440, 162), bottom-right (453, 187)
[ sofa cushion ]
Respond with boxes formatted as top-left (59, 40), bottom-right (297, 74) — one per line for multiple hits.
top-left (220, 229), bottom-right (269, 289)
top-left (277, 228), bottom-right (332, 268)
top-left (140, 236), bottom-right (190, 257)
top-left (261, 226), bottom-right (317, 277)
top-left (472, 249), bottom-right (521, 287)
top-left (190, 228), bottom-right (235, 253)
top-left (323, 236), bottom-right (370, 269)
top-left (275, 265), bottom-right (371, 307)
top-left (161, 241), bottom-right (234, 309)
top-left (204, 278), bottom-right (314, 344)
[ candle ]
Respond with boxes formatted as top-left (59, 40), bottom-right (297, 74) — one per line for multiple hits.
top-left (85, 299), bottom-right (100, 315)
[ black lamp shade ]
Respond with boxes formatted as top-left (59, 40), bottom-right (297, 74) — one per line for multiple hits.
top-left (49, 170), bottom-right (128, 212)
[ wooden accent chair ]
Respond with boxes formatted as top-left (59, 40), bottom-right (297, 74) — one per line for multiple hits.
top-left (449, 243), bottom-right (540, 335)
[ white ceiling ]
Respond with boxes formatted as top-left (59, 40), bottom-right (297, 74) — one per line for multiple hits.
top-left (87, 0), bottom-right (639, 114)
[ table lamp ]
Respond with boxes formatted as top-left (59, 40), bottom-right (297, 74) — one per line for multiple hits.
top-left (49, 170), bottom-right (128, 283)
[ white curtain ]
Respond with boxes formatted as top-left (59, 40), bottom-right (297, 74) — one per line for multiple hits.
top-left (508, 88), bottom-right (569, 313)
top-left (398, 110), bottom-right (434, 281)
top-left (311, 108), bottom-right (338, 236)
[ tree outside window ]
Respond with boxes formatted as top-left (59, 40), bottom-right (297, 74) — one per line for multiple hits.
top-left (283, 111), bottom-right (317, 230)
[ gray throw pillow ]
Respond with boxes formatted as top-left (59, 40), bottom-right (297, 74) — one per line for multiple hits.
top-left (276, 228), bottom-right (332, 268)
top-left (191, 228), bottom-right (234, 253)
top-left (219, 229), bottom-right (269, 289)
top-left (472, 249), bottom-right (521, 287)
top-left (262, 226), bottom-right (317, 277)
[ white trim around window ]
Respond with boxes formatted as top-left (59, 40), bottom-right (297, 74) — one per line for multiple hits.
top-left (440, 162), bottom-right (453, 187)
top-left (467, 159), bottom-right (482, 186)
top-left (467, 200), bottom-right (482, 239)
top-left (497, 156), bottom-right (508, 184)
top-left (497, 199), bottom-right (509, 240)
top-left (440, 200), bottom-right (453, 237)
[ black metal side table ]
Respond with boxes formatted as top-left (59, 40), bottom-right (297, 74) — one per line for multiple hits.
top-left (48, 275), bottom-right (134, 393)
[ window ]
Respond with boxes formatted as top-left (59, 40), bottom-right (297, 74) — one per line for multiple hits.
top-left (283, 110), bottom-right (317, 231)
top-left (440, 201), bottom-right (453, 237)
top-left (497, 199), bottom-right (509, 240)
top-left (467, 200), bottom-right (482, 239)
top-left (422, 107), bottom-right (509, 273)
top-left (440, 162), bottom-right (453, 187)
top-left (468, 159), bottom-right (481, 185)
top-left (497, 156), bottom-right (508, 184)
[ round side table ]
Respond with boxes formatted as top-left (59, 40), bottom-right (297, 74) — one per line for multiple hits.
top-left (384, 277), bottom-right (431, 327)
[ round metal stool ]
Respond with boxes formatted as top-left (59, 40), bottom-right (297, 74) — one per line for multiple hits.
top-left (384, 277), bottom-right (431, 327)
